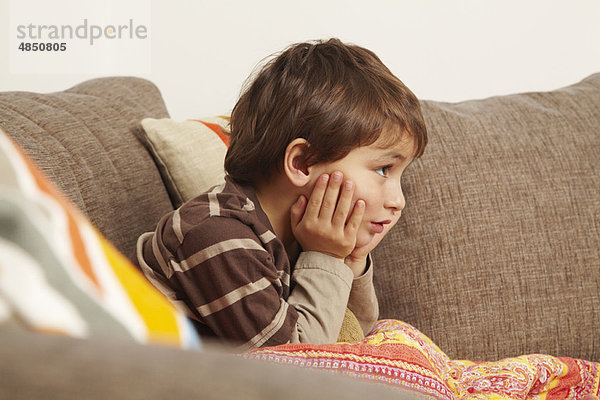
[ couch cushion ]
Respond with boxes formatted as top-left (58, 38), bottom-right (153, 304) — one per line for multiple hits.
top-left (373, 73), bottom-right (600, 361)
top-left (0, 328), bottom-right (421, 400)
top-left (0, 77), bottom-right (174, 257)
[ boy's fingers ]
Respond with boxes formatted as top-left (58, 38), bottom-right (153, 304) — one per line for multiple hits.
top-left (290, 195), bottom-right (307, 227)
top-left (319, 171), bottom-right (344, 221)
top-left (304, 174), bottom-right (329, 220)
top-left (332, 179), bottom-right (354, 227)
top-left (345, 199), bottom-right (365, 234)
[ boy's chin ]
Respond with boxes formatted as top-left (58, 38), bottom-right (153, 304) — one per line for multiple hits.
top-left (355, 232), bottom-right (376, 249)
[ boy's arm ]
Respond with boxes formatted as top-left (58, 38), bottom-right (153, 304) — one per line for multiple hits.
top-left (286, 251), bottom-right (354, 344)
top-left (346, 255), bottom-right (379, 335)
top-left (138, 214), bottom-right (354, 351)
top-left (286, 252), bottom-right (378, 341)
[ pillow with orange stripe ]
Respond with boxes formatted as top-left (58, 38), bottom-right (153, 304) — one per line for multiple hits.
top-left (139, 117), bottom-right (230, 208)
top-left (0, 128), bottom-right (201, 349)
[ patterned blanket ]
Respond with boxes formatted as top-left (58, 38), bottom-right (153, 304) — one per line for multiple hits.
top-left (245, 320), bottom-right (599, 399)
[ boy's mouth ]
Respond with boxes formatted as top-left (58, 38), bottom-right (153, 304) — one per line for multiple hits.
top-left (370, 220), bottom-right (391, 234)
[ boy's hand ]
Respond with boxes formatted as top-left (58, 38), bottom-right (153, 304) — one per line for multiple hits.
top-left (290, 172), bottom-right (365, 261)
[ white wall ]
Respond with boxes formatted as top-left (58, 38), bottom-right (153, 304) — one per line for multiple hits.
top-left (2, 0), bottom-right (599, 120)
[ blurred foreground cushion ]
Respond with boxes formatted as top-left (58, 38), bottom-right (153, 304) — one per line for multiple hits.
top-left (0, 128), bottom-right (200, 349)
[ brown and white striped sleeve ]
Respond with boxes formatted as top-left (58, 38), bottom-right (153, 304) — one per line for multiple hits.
top-left (136, 183), bottom-right (355, 350)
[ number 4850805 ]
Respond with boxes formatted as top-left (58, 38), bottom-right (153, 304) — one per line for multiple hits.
top-left (18, 42), bottom-right (67, 51)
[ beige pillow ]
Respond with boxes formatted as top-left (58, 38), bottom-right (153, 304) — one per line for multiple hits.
top-left (140, 117), bottom-right (229, 207)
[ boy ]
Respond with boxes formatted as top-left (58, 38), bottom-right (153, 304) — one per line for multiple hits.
top-left (136, 38), bottom-right (427, 351)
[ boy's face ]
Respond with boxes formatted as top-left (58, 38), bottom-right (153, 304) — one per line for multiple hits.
top-left (307, 133), bottom-right (416, 249)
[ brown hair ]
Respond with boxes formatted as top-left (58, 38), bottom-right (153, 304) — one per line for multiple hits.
top-left (225, 38), bottom-right (427, 185)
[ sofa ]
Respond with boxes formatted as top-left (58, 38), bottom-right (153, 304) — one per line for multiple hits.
top-left (0, 73), bottom-right (598, 397)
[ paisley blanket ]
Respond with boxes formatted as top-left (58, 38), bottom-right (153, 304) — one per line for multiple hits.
top-left (245, 320), bottom-right (599, 400)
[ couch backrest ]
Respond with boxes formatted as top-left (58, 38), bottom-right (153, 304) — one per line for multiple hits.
top-left (373, 73), bottom-right (600, 361)
top-left (0, 77), bottom-right (174, 258)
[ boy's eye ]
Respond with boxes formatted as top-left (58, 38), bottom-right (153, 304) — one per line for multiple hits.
top-left (375, 166), bottom-right (390, 177)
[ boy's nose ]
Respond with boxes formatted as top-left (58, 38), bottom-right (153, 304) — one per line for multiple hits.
top-left (384, 180), bottom-right (405, 211)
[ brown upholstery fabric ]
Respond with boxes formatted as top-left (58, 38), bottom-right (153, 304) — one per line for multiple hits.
top-left (0, 77), bottom-right (174, 257)
top-left (373, 73), bottom-right (600, 361)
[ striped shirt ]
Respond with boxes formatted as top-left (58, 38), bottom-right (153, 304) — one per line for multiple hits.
top-left (135, 177), bottom-right (378, 350)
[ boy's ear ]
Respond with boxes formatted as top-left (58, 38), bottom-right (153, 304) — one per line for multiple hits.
top-left (283, 138), bottom-right (311, 187)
